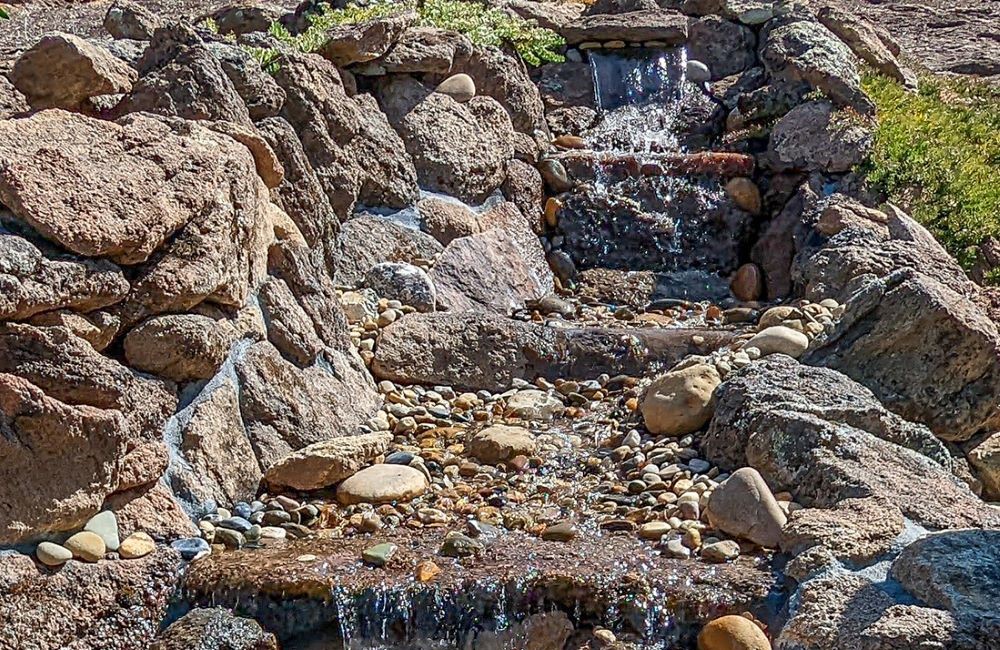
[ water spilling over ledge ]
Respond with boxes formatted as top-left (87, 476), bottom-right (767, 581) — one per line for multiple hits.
top-left (180, 531), bottom-right (779, 648)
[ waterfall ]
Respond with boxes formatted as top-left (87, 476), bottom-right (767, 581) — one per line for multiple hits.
top-left (586, 47), bottom-right (689, 155)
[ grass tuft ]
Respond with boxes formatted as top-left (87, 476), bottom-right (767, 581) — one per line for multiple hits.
top-left (861, 71), bottom-right (1000, 272)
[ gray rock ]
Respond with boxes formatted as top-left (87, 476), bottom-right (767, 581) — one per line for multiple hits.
top-left (561, 10), bottom-right (688, 45)
top-left (152, 607), bottom-right (278, 650)
top-left (687, 17), bottom-right (756, 80)
top-left (171, 537), bottom-right (211, 561)
top-left (706, 467), bottom-right (786, 548)
top-left (337, 215), bottom-right (443, 288)
top-left (83, 510), bottom-right (121, 552)
top-left (364, 262), bottom-right (436, 313)
top-left (765, 100), bottom-right (872, 173)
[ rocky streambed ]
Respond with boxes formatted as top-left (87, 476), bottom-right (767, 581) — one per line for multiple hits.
top-left (1, 0), bottom-right (999, 649)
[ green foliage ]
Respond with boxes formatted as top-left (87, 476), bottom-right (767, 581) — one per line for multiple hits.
top-left (861, 71), bottom-right (1000, 271)
top-left (264, 0), bottom-right (563, 66)
top-left (199, 17), bottom-right (220, 33)
top-left (0, 6), bottom-right (9, 20)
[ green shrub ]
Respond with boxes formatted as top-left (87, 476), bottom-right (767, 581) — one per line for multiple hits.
top-left (861, 71), bottom-right (1000, 272)
top-left (266, 0), bottom-right (564, 66)
top-left (0, 7), bottom-right (9, 20)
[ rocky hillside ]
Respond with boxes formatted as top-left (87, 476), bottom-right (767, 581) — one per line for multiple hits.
top-left (0, 1), bottom-right (997, 649)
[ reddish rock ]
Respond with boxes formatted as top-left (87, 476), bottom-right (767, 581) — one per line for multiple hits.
top-left (730, 263), bottom-right (763, 302)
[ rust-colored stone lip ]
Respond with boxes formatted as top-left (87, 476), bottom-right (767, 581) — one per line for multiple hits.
top-left (556, 151), bottom-right (756, 182)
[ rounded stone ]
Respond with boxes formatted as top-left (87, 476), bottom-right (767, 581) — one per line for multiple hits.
top-left (707, 467), bottom-right (787, 548)
top-left (119, 532), bottom-right (155, 559)
top-left (435, 73), bottom-right (475, 102)
top-left (698, 615), bottom-right (771, 650)
top-left (467, 425), bottom-right (536, 464)
top-left (171, 537), bottom-right (211, 561)
top-left (36, 541), bottom-right (72, 567)
top-left (641, 363), bottom-right (721, 437)
top-left (725, 177), bottom-right (762, 215)
top-left (64, 531), bottom-right (106, 563)
top-left (746, 326), bottom-right (809, 358)
top-left (686, 59), bottom-right (712, 83)
top-left (337, 464), bottom-right (429, 505)
top-left (364, 262), bottom-right (436, 313)
top-left (730, 263), bottom-right (763, 302)
top-left (83, 510), bottom-right (120, 552)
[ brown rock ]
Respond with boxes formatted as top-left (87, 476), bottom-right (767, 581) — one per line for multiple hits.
top-left (501, 160), bottom-right (545, 231)
top-left (780, 497), bottom-right (904, 565)
top-left (0, 233), bottom-right (129, 321)
top-left (318, 12), bottom-right (415, 66)
top-left (119, 532), bottom-right (155, 559)
top-left (804, 270), bottom-right (1000, 441)
top-left (165, 379), bottom-right (262, 513)
top-left (0, 76), bottom-right (29, 119)
top-left (705, 359), bottom-right (998, 531)
top-left (104, 482), bottom-right (198, 541)
top-left (561, 10), bottom-right (688, 45)
top-left (965, 431), bottom-right (1000, 500)
top-left (104, 0), bottom-right (164, 40)
top-left (273, 52), bottom-right (418, 216)
top-left (152, 607), bottom-right (278, 650)
top-left (336, 464), bottom-right (428, 505)
top-left (698, 615), bottom-right (770, 650)
top-left (236, 341), bottom-right (380, 469)
top-left (379, 27), bottom-right (473, 74)
top-left (418, 197), bottom-right (480, 245)
top-left (377, 75), bottom-right (514, 203)
top-left (725, 177), bottom-right (761, 215)
top-left (337, 214), bottom-right (443, 286)
top-left (0, 547), bottom-right (180, 650)
top-left (431, 227), bottom-right (554, 314)
top-left (641, 363), bottom-right (721, 437)
top-left (706, 468), bottom-right (786, 548)
top-left (468, 425), bottom-right (536, 464)
top-left (817, 7), bottom-right (917, 89)
top-left (730, 263), bottom-right (763, 302)
top-left (264, 432), bottom-right (393, 491)
top-left (10, 33), bottom-right (137, 110)
top-left (64, 531), bottom-right (107, 563)
top-left (258, 276), bottom-right (324, 367)
top-left (373, 311), bottom-right (732, 392)
top-left (0, 110), bottom-right (269, 268)
top-left (435, 73), bottom-right (476, 102)
top-left (124, 314), bottom-right (235, 383)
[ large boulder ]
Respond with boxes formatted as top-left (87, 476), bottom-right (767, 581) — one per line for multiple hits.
top-left (376, 75), bottom-right (515, 203)
top-left (336, 214), bottom-right (443, 287)
top-left (890, 530), bottom-right (1000, 627)
top-left (10, 33), bottom-right (137, 110)
top-left (0, 76), bottom-right (29, 119)
top-left (0, 323), bottom-right (177, 544)
top-left (163, 378), bottom-right (262, 516)
top-left (781, 497), bottom-right (905, 566)
top-left (372, 311), bottom-right (732, 391)
top-left (318, 11), bottom-right (415, 67)
top-left (116, 45), bottom-right (253, 127)
top-left (817, 6), bottom-right (917, 88)
top-left (765, 100), bottom-right (872, 173)
top-left (804, 269), bottom-right (1000, 442)
top-left (257, 116), bottom-right (340, 277)
top-left (235, 341), bottom-right (379, 469)
top-left (274, 52), bottom-right (418, 217)
top-left (687, 16), bottom-right (756, 80)
top-left (377, 27), bottom-right (473, 74)
top-left (0, 547), bottom-right (180, 650)
top-left (444, 45), bottom-right (547, 135)
top-left (431, 218), bottom-right (553, 314)
top-left (0, 110), bottom-right (268, 268)
top-left (703, 356), bottom-right (998, 531)
top-left (759, 14), bottom-right (873, 113)
top-left (123, 314), bottom-right (235, 383)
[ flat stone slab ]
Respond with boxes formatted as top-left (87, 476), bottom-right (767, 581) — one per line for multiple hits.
top-left (182, 528), bottom-right (776, 644)
top-left (561, 10), bottom-right (688, 46)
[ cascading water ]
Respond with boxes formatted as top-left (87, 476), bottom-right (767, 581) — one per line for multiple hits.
top-left (552, 46), bottom-right (747, 301)
top-left (586, 47), bottom-right (688, 156)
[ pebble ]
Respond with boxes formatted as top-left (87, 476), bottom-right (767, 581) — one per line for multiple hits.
top-left (260, 526), bottom-right (287, 540)
top-left (440, 531), bottom-right (484, 558)
top-left (663, 537), bottom-right (691, 559)
top-left (214, 528), bottom-right (245, 549)
top-left (639, 521), bottom-right (672, 541)
top-left (702, 540), bottom-right (741, 563)
top-left (541, 521), bottom-right (578, 542)
top-left (416, 559), bottom-right (442, 582)
top-left (119, 532), bottom-right (155, 559)
top-left (171, 537), bottom-right (211, 561)
top-left (64, 531), bottom-right (106, 563)
top-left (36, 541), bottom-right (72, 567)
top-left (217, 516), bottom-right (253, 533)
top-left (686, 59), bottom-right (712, 83)
top-left (362, 542), bottom-right (398, 567)
top-left (435, 73), bottom-right (475, 102)
top-left (83, 511), bottom-right (120, 552)
top-left (746, 326), bottom-right (809, 358)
